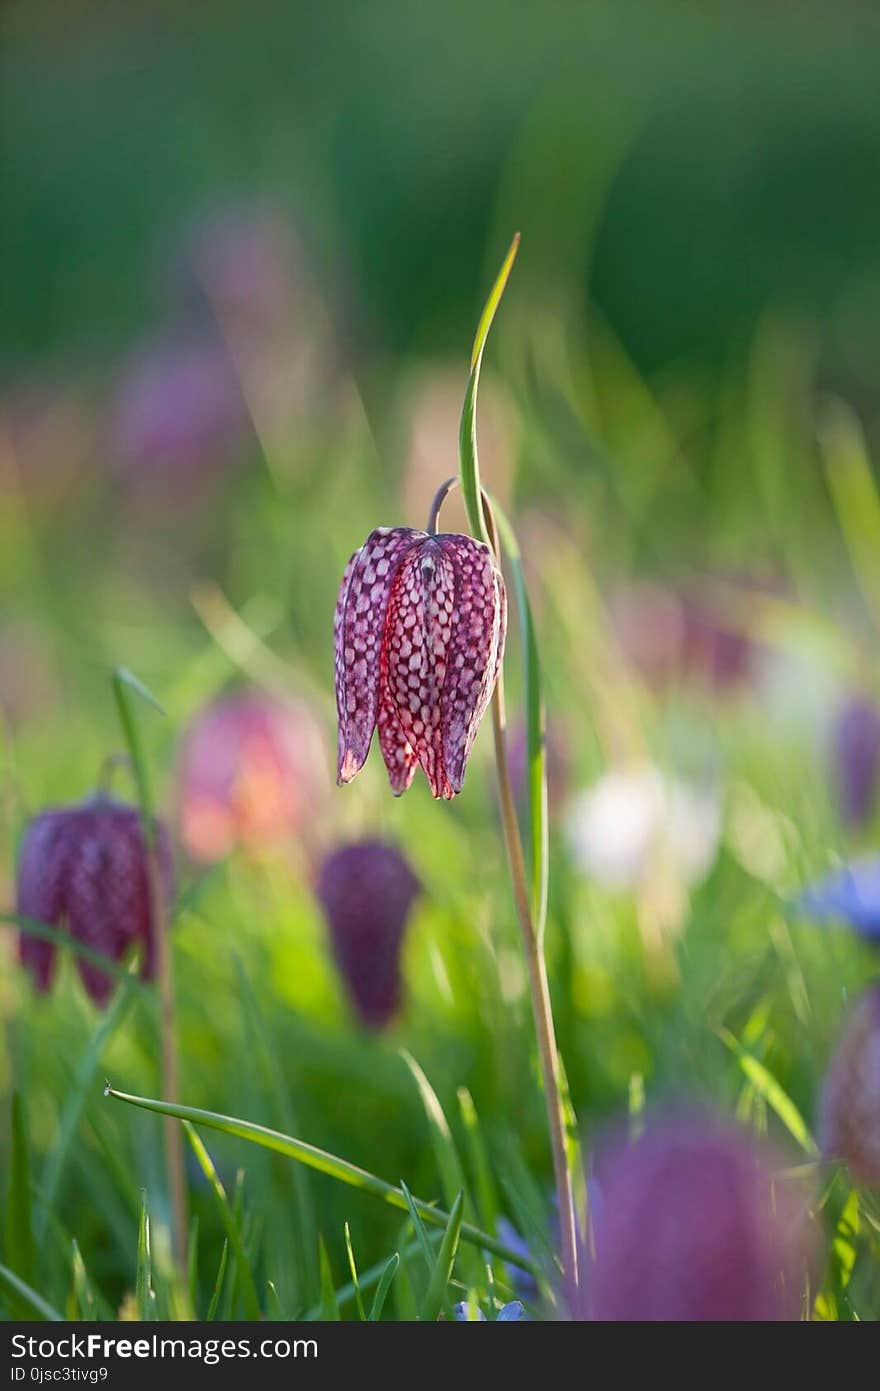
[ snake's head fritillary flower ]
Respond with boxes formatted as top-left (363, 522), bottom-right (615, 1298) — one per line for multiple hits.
top-left (572, 1115), bottom-right (815, 1322)
top-left (820, 984), bottom-right (880, 1188)
top-left (334, 527), bottom-right (506, 799)
top-left (796, 858), bottom-right (880, 945)
top-left (316, 841), bottom-right (420, 1028)
top-left (16, 796), bottom-right (174, 1006)
top-left (832, 697), bottom-right (880, 829)
top-left (177, 690), bottom-right (328, 863)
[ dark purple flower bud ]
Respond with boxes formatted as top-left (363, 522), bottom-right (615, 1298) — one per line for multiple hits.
top-left (334, 527), bottom-right (506, 799)
top-left (573, 1115), bottom-right (815, 1321)
top-left (820, 984), bottom-right (880, 1188)
top-left (16, 797), bottom-right (174, 1006)
top-left (316, 841), bottom-right (419, 1028)
top-left (796, 858), bottom-right (880, 945)
top-left (832, 698), bottom-right (880, 828)
top-left (177, 690), bottom-right (328, 863)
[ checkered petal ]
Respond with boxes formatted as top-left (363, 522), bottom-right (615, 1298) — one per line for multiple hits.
top-left (436, 535), bottom-right (507, 794)
top-left (334, 527), bottom-right (423, 785)
top-left (382, 539), bottom-right (457, 798)
top-left (16, 809), bottom-right (73, 991)
top-left (377, 680), bottom-right (420, 795)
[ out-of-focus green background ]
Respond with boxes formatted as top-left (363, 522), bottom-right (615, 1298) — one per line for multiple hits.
top-left (2, 1), bottom-right (880, 1320)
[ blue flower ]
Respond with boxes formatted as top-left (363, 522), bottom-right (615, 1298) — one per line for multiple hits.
top-left (796, 858), bottom-right (880, 943)
top-left (453, 1300), bottom-right (525, 1321)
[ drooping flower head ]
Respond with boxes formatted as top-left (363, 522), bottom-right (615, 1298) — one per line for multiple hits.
top-left (334, 527), bottom-right (506, 799)
top-left (832, 697), bottom-right (880, 829)
top-left (316, 841), bottom-right (420, 1028)
top-left (177, 689), bottom-right (328, 863)
top-left (820, 984), bottom-right (880, 1188)
top-left (16, 796), bottom-right (174, 1006)
top-left (572, 1114), bottom-right (815, 1322)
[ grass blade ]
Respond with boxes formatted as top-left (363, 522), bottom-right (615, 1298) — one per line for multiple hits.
top-left (343, 1222), bottom-right (366, 1320)
top-left (368, 1253), bottom-right (400, 1322)
top-left (400, 1050), bottom-right (467, 1211)
top-left (205, 1240), bottom-right (228, 1322)
top-left (5, 1093), bottom-right (35, 1308)
top-left (399, 1179), bottom-right (435, 1271)
top-left (457, 1087), bottom-right (499, 1234)
top-left (182, 1120), bottom-right (261, 1319)
top-left (136, 1189), bottom-right (156, 1320)
top-left (719, 1029), bottom-right (818, 1156)
top-left (318, 1237), bottom-right (340, 1320)
top-left (104, 1084), bottom-right (537, 1275)
top-left (420, 1191), bottom-right (464, 1322)
top-left (0, 1262), bottom-right (63, 1321)
top-left (459, 233), bottom-right (520, 542)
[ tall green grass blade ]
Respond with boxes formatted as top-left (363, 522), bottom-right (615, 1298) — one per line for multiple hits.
top-left (819, 400), bottom-right (880, 631)
top-left (105, 1084), bottom-right (537, 1275)
top-left (457, 1087), bottom-right (499, 1234)
top-left (5, 1093), bottom-right (35, 1304)
top-left (318, 1237), bottom-right (340, 1320)
top-left (187, 1217), bottom-right (200, 1316)
top-left (39, 982), bottom-right (136, 1234)
top-left (67, 1239), bottom-right (97, 1320)
top-left (459, 233), bottom-right (520, 542)
top-left (368, 1253), bottom-right (400, 1322)
top-left (420, 1191), bottom-right (464, 1322)
top-left (181, 1120), bottom-right (261, 1319)
top-left (205, 1240), bottom-right (228, 1322)
top-left (111, 667), bottom-right (163, 840)
top-left (265, 1280), bottom-right (285, 1320)
top-left (399, 1180), bottom-right (434, 1271)
top-left (0, 1262), bottom-right (63, 1321)
top-left (343, 1222), bottom-right (366, 1320)
top-left (718, 1029), bottom-right (818, 1155)
top-left (400, 1051), bottom-right (467, 1211)
top-left (136, 1190), bottom-right (156, 1320)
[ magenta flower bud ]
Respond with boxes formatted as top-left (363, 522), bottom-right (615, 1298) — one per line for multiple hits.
top-left (832, 698), bottom-right (880, 828)
top-left (177, 690), bottom-right (328, 863)
top-left (316, 841), bottom-right (420, 1028)
top-left (573, 1116), bottom-right (815, 1321)
top-left (16, 797), bottom-right (174, 1006)
top-left (820, 985), bottom-right (880, 1188)
top-left (334, 527), bottom-right (506, 799)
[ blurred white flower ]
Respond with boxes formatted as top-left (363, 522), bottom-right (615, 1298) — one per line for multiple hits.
top-left (565, 765), bottom-right (721, 891)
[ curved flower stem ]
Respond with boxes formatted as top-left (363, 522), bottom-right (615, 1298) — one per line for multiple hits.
top-left (426, 476), bottom-right (459, 536)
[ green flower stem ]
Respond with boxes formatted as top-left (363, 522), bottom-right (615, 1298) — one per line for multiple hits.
top-left (456, 237), bottom-right (579, 1292)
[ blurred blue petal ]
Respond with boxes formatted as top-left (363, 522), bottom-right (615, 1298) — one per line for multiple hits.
top-left (496, 1300), bottom-right (525, 1321)
top-left (453, 1301), bottom-right (486, 1321)
top-left (796, 858), bottom-right (880, 942)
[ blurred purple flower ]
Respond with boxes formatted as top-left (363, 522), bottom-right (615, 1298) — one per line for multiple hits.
top-left (113, 338), bottom-right (246, 491)
top-left (453, 1300), bottom-right (524, 1321)
top-left (572, 1115), bottom-right (815, 1321)
top-left (610, 581), bottom-right (754, 697)
top-left (832, 697), bottom-right (880, 828)
top-left (796, 858), bottom-right (880, 944)
top-left (820, 984), bottom-right (880, 1188)
top-left (177, 690), bottom-right (328, 864)
top-left (16, 796), bottom-right (174, 1006)
top-left (316, 841), bottom-right (420, 1028)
